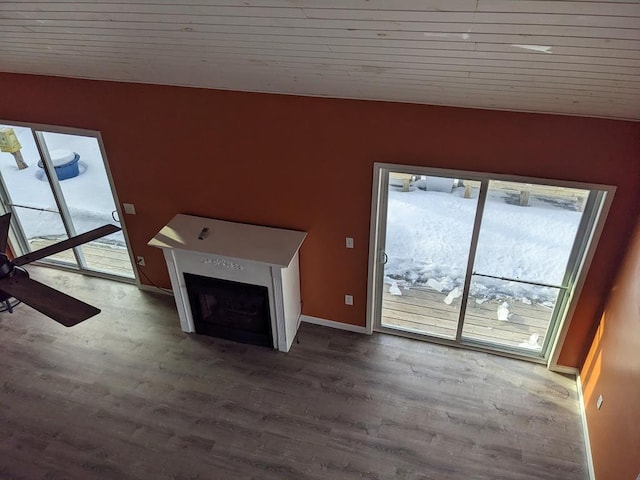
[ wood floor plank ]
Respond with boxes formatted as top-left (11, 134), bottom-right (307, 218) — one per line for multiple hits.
top-left (0, 266), bottom-right (588, 479)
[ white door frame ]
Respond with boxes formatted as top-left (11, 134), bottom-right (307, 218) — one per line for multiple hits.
top-left (366, 162), bottom-right (615, 371)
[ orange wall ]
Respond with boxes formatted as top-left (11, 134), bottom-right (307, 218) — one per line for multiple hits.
top-left (581, 218), bottom-right (640, 479)
top-left (1, 72), bottom-right (638, 368)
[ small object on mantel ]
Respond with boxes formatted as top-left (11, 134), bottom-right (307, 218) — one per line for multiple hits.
top-left (198, 227), bottom-right (209, 240)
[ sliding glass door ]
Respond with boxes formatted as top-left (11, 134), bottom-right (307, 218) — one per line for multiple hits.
top-left (0, 123), bottom-right (135, 280)
top-left (370, 165), bottom-right (612, 361)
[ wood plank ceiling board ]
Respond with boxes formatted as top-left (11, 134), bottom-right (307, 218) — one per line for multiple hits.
top-left (0, 1), bottom-right (638, 120)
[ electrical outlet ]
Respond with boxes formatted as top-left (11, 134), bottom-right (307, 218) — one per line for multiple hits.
top-left (136, 256), bottom-right (145, 267)
top-left (346, 237), bottom-right (354, 248)
top-left (123, 203), bottom-right (136, 215)
top-left (596, 394), bottom-right (604, 410)
top-left (345, 294), bottom-right (353, 305)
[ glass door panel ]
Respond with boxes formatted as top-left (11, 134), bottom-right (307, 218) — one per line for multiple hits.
top-left (0, 124), bottom-right (71, 263)
top-left (36, 131), bottom-right (134, 278)
top-left (462, 180), bottom-right (589, 353)
top-left (380, 173), bottom-right (479, 339)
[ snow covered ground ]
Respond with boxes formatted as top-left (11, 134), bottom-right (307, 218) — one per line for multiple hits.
top-left (384, 180), bottom-right (583, 305)
top-left (0, 125), bottom-right (123, 245)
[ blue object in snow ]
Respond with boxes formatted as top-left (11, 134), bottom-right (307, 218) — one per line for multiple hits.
top-left (38, 150), bottom-right (81, 181)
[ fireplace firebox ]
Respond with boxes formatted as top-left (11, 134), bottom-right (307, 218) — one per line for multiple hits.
top-left (184, 273), bottom-right (273, 348)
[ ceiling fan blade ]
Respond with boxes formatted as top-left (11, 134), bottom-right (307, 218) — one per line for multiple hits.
top-left (0, 269), bottom-right (100, 327)
top-left (13, 224), bottom-right (120, 267)
top-left (0, 212), bottom-right (11, 254)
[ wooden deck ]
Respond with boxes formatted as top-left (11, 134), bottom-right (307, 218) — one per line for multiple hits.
top-left (29, 237), bottom-right (135, 278)
top-left (382, 284), bottom-right (553, 352)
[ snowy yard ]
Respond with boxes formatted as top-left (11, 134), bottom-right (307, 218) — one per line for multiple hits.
top-left (384, 180), bottom-right (583, 306)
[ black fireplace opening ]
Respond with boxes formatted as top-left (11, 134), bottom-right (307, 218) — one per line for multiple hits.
top-left (184, 273), bottom-right (273, 348)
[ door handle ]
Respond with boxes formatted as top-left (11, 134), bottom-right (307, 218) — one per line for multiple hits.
top-left (382, 252), bottom-right (388, 265)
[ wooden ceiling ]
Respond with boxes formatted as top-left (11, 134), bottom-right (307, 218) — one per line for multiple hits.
top-left (1, 1), bottom-right (639, 120)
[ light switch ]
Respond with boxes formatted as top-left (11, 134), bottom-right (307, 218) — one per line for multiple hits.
top-left (346, 237), bottom-right (354, 248)
top-left (123, 203), bottom-right (136, 215)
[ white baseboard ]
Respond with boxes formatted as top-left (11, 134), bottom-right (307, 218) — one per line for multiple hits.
top-left (550, 364), bottom-right (579, 376)
top-left (576, 374), bottom-right (596, 480)
top-left (138, 283), bottom-right (174, 296)
top-left (300, 315), bottom-right (369, 334)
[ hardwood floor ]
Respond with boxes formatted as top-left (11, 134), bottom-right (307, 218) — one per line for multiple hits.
top-left (0, 266), bottom-right (588, 479)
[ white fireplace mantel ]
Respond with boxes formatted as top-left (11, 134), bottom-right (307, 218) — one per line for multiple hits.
top-left (149, 214), bottom-right (307, 352)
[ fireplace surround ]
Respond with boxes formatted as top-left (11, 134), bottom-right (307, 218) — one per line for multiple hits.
top-left (149, 214), bottom-right (307, 352)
